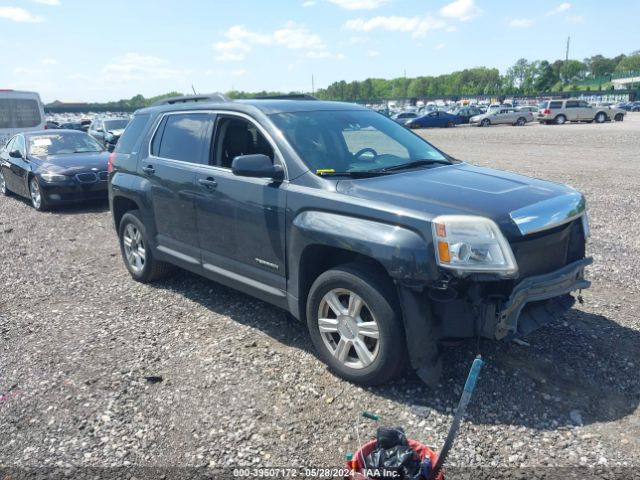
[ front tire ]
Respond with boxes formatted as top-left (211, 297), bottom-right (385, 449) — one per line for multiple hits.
top-left (306, 264), bottom-right (407, 385)
top-left (29, 177), bottom-right (49, 211)
top-left (480, 119), bottom-right (491, 127)
top-left (615, 113), bottom-right (624, 121)
top-left (118, 210), bottom-right (170, 283)
top-left (595, 112), bottom-right (607, 123)
top-left (515, 117), bottom-right (526, 126)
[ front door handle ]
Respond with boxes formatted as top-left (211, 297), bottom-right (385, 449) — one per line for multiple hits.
top-left (142, 165), bottom-right (155, 175)
top-left (198, 177), bottom-right (217, 189)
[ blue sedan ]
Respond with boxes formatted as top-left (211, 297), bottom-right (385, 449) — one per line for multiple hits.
top-left (405, 111), bottom-right (462, 129)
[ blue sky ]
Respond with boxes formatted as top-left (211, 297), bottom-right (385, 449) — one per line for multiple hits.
top-left (1, 0), bottom-right (638, 102)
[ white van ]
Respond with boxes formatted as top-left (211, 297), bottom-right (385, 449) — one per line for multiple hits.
top-left (0, 90), bottom-right (46, 148)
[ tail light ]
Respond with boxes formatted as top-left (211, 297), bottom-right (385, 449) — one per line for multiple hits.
top-left (543, 108), bottom-right (551, 115)
top-left (107, 152), bottom-right (115, 173)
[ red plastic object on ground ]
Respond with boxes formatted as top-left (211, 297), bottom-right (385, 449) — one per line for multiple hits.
top-left (346, 439), bottom-right (443, 480)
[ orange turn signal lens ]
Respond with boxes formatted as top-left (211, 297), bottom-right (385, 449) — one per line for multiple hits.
top-left (437, 241), bottom-right (451, 263)
top-left (435, 223), bottom-right (446, 237)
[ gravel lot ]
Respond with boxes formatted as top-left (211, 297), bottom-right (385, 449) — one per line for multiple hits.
top-left (1, 114), bottom-right (639, 479)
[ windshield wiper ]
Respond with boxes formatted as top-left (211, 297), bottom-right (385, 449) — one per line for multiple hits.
top-left (372, 159), bottom-right (452, 173)
top-left (316, 170), bottom-right (388, 178)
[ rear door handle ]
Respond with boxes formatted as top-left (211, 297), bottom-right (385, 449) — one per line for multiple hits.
top-left (198, 177), bottom-right (217, 189)
top-left (142, 165), bottom-right (155, 175)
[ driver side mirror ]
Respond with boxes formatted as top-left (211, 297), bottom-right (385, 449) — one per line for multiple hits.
top-left (9, 150), bottom-right (23, 159)
top-left (232, 154), bottom-right (284, 181)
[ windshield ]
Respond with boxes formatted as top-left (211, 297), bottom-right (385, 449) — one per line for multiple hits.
top-left (270, 110), bottom-right (448, 174)
top-left (103, 119), bottom-right (129, 131)
top-left (28, 133), bottom-right (104, 156)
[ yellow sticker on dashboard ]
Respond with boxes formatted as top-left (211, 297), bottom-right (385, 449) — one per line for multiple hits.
top-left (316, 169), bottom-right (336, 174)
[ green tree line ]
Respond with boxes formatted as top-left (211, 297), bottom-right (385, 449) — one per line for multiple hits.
top-left (48, 51), bottom-right (640, 109)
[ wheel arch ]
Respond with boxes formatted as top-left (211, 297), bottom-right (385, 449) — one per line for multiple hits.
top-left (112, 195), bottom-right (141, 230)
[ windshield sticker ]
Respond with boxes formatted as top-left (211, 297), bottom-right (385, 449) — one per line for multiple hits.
top-left (316, 169), bottom-right (336, 175)
top-left (32, 138), bottom-right (52, 147)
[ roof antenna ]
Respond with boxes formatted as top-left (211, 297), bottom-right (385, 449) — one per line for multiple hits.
top-left (191, 85), bottom-right (197, 95)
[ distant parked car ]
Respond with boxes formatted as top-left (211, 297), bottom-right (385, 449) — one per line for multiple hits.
top-left (60, 122), bottom-right (85, 131)
top-left (537, 100), bottom-right (625, 124)
top-left (390, 112), bottom-right (419, 124)
top-left (0, 130), bottom-right (109, 210)
top-left (451, 106), bottom-right (483, 124)
top-left (88, 118), bottom-right (129, 149)
top-left (516, 106), bottom-right (539, 114)
top-left (470, 108), bottom-right (534, 127)
top-left (629, 101), bottom-right (640, 112)
top-left (0, 90), bottom-right (46, 149)
top-left (44, 121), bottom-right (60, 129)
top-left (405, 111), bottom-right (462, 129)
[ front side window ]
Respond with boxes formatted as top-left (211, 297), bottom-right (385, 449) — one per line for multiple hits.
top-left (270, 109), bottom-right (447, 173)
top-left (153, 113), bottom-right (210, 164)
top-left (213, 117), bottom-right (274, 169)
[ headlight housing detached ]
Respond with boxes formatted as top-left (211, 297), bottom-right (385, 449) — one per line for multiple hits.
top-left (432, 215), bottom-right (518, 277)
top-left (40, 172), bottom-right (67, 182)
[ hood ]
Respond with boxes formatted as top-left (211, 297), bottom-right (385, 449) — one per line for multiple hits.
top-left (336, 163), bottom-right (579, 239)
top-left (31, 151), bottom-right (110, 175)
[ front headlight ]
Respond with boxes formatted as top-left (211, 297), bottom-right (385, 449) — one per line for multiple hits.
top-left (40, 172), bottom-right (67, 182)
top-left (432, 215), bottom-right (518, 277)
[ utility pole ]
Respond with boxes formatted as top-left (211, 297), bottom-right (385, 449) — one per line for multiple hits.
top-left (563, 36), bottom-right (570, 84)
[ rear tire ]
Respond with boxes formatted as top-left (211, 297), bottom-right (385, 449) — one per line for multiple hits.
top-left (515, 117), bottom-right (526, 126)
top-left (306, 263), bottom-right (407, 385)
top-left (595, 112), bottom-right (607, 123)
top-left (446, 121), bottom-right (455, 128)
top-left (0, 168), bottom-right (11, 196)
top-left (480, 119), bottom-right (491, 127)
top-left (554, 115), bottom-right (566, 125)
top-left (615, 113), bottom-right (624, 122)
top-left (118, 210), bottom-right (171, 283)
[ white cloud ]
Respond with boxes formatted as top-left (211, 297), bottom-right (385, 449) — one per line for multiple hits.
top-left (13, 66), bottom-right (42, 74)
top-left (367, 50), bottom-right (380, 57)
top-left (41, 58), bottom-right (58, 65)
top-left (434, 42), bottom-right (446, 49)
top-left (439, 0), bottom-right (482, 21)
top-left (345, 14), bottom-right (447, 38)
top-left (507, 18), bottom-right (534, 28)
top-left (0, 7), bottom-right (44, 22)
top-left (446, 25), bottom-right (457, 32)
top-left (69, 73), bottom-right (89, 80)
top-left (213, 22), bottom-right (325, 62)
top-left (231, 69), bottom-right (247, 77)
top-left (545, 2), bottom-right (571, 16)
top-left (302, 0), bottom-right (316, 5)
top-left (103, 53), bottom-right (184, 81)
top-left (328, 0), bottom-right (391, 10)
top-left (33, 0), bottom-right (61, 5)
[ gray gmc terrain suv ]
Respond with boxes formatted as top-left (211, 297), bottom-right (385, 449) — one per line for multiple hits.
top-left (108, 94), bottom-right (591, 386)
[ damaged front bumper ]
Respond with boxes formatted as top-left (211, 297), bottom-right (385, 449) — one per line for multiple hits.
top-left (492, 257), bottom-right (592, 339)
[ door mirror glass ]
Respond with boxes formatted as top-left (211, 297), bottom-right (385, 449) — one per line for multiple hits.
top-left (231, 154), bottom-right (284, 180)
top-left (9, 149), bottom-right (23, 159)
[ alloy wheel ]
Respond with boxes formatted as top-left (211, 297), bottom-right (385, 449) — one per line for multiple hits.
top-left (317, 288), bottom-right (380, 369)
top-left (123, 223), bottom-right (146, 274)
top-left (30, 179), bottom-right (41, 209)
top-left (0, 170), bottom-right (6, 195)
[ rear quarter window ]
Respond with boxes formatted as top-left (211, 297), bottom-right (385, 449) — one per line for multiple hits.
top-left (114, 114), bottom-right (150, 154)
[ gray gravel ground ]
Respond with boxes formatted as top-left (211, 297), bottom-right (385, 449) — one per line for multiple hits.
top-left (1, 114), bottom-right (639, 479)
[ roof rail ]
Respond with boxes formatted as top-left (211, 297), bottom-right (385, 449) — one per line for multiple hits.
top-left (152, 93), bottom-right (231, 106)
top-left (253, 94), bottom-right (318, 101)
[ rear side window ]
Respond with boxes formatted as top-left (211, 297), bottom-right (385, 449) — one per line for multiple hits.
top-left (0, 99), bottom-right (42, 129)
top-left (566, 101), bottom-right (579, 108)
top-left (115, 114), bottom-right (149, 154)
top-left (550, 101), bottom-right (563, 109)
top-left (153, 113), bottom-right (210, 164)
